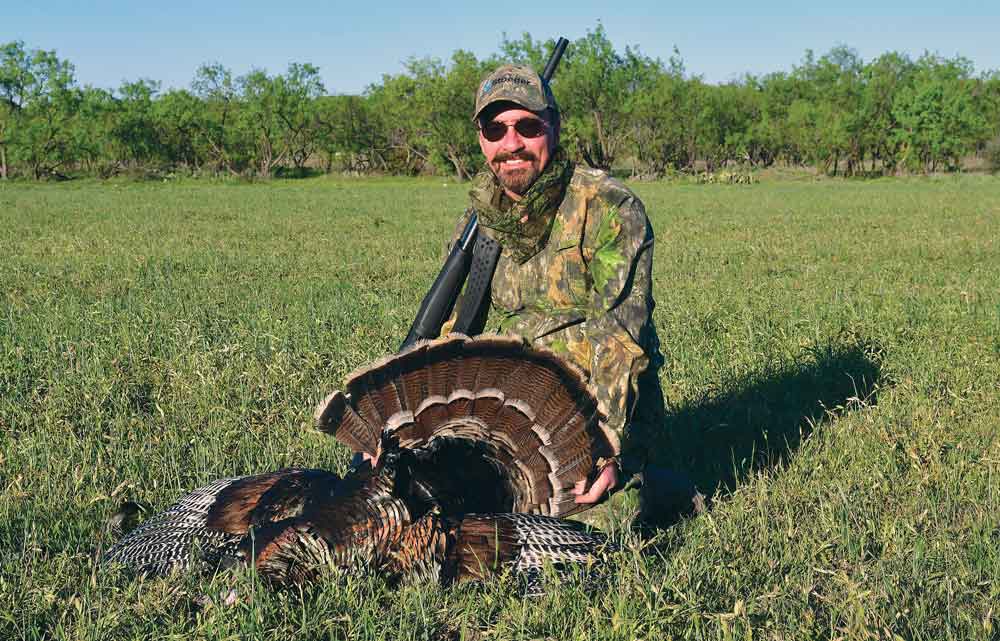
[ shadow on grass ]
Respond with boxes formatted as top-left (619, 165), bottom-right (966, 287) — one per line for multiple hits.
top-left (636, 339), bottom-right (883, 529)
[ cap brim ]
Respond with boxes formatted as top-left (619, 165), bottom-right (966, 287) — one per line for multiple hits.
top-left (472, 95), bottom-right (551, 122)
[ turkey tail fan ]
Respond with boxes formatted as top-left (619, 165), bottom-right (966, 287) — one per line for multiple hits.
top-left (315, 390), bottom-right (380, 456)
top-left (446, 513), bottom-right (612, 595)
top-left (103, 469), bottom-right (340, 577)
top-left (314, 334), bottom-right (619, 518)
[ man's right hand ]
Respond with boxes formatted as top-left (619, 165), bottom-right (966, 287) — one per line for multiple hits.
top-left (573, 461), bottom-right (619, 504)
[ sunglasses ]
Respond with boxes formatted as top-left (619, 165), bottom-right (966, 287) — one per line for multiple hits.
top-left (479, 118), bottom-right (549, 142)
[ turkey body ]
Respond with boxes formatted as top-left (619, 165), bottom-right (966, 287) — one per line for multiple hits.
top-left (104, 335), bottom-right (616, 592)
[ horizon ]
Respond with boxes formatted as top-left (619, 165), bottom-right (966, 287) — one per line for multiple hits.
top-left (5, 1), bottom-right (1000, 95)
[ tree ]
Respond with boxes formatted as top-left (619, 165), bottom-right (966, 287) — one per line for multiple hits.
top-left (225, 63), bottom-right (326, 178)
top-left (111, 79), bottom-right (162, 170)
top-left (275, 63), bottom-right (325, 171)
top-left (0, 41), bottom-right (32, 178)
top-left (893, 54), bottom-right (987, 172)
top-left (751, 71), bottom-right (811, 166)
top-left (792, 46), bottom-right (865, 175)
top-left (0, 41), bottom-right (82, 179)
top-left (786, 97), bottom-right (837, 171)
top-left (14, 49), bottom-right (79, 179)
top-left (73, 86), bottom-right (117, 176)
top-left (315, 94), bottom-right (386, 173)
top-left (154, 88), bottom-right (205, 171)
top-left (628, 51), bottom-right (693, 175)
top-left (692, 82), bottom-right (755, 171)
top-left (498, 32), bottom-right (550, 72)
top-left (235, 69), bottom-right (286, 177)
top-left (406, 51), bottom-right (486, 180)
top-left (367, 73), bottom-right (431, 175)
top-left (860, 52), bottom-right (913, 173)
top-left (557, 25), bottom-right (637, 171)
top-left (191, 62), bottom-right (245, 175)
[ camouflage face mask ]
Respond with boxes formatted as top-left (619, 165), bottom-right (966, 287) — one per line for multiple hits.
top-left (469, 147), bottom-right (574, 264)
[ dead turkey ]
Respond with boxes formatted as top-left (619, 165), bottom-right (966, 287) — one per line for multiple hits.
top-left (104, 335), bottom-right (618, 592)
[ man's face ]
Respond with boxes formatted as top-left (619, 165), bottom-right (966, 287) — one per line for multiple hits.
top-left (478, 106), bottom-right (556, 197)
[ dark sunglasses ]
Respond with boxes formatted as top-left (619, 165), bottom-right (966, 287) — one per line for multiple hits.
top-left (479, 118), bottom-right (549, 142)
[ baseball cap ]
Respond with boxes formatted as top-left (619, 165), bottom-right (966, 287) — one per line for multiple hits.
top-left (473, 64), bottom-right (559, 122)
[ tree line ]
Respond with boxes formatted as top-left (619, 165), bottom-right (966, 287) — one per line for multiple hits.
top-left (3, 27), bottom-right (999, 181)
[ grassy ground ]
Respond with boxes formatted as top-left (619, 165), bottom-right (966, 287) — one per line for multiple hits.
top-left (1, 174), bottom-right (999, 640)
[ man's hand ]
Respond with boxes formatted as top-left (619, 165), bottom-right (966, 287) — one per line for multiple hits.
top-left (573, 461), bottom-right (619, 504)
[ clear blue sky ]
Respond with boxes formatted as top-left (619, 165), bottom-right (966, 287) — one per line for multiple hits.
top-left (5, 1), bottom-right (999, 95)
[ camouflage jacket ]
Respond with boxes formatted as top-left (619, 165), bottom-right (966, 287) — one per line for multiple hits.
top-left (444, 165), bottom-right (658, 455)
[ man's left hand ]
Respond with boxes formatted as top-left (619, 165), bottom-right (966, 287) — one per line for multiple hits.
top-left (573, 462), bottom-right (619, 504)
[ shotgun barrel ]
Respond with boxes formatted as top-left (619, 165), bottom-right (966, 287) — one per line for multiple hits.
top-left (541, 37), bottom-right (569, 82)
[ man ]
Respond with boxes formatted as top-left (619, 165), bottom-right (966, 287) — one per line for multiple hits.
top-left (444, 64), bottom-right (663, 505)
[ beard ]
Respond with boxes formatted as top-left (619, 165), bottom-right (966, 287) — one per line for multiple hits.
top-left (492, 152), bottom-right (540, 195)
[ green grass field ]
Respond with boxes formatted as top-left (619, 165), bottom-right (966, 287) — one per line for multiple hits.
top-left (2, 175), bottom-right (999, 640)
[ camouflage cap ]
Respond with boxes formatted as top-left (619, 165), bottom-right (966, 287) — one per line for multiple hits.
top-left (473, 64), bottom-right (558, 122)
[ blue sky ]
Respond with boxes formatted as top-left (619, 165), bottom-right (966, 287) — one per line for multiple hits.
top-left (5, 1), bottom-right (999, 95)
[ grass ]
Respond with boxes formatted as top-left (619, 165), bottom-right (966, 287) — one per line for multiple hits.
top-left (1, 173), bottom-right (999, 640)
